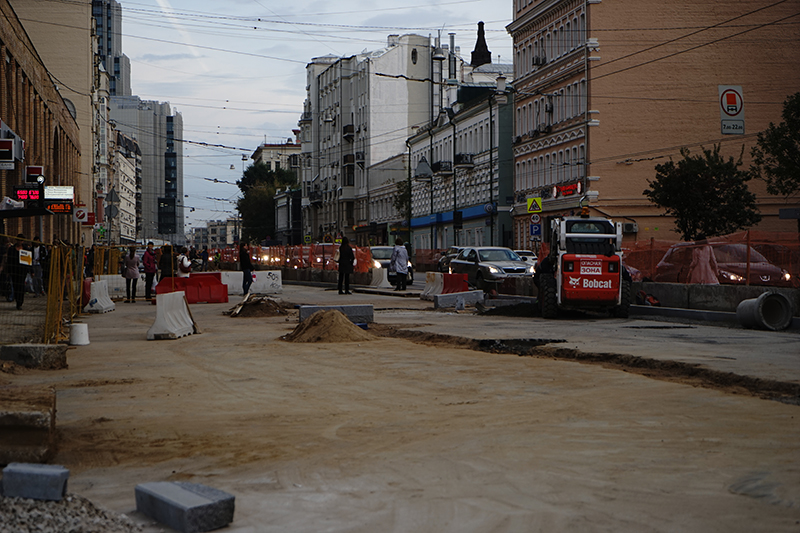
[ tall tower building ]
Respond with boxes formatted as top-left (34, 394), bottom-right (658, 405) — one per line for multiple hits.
top-left (92, 0), bottom-right (131, 96)
top-left (110, 97), bottom-right (184, 243)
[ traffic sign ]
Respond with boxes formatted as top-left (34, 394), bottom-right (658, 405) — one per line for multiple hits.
top-left (530, 214), bottom-right (540, 224)
top-left (526, 197), bottom-right (542, 213)
top-left (719, 85), bottom-right (744, 135)
top-left (530, 223), bottom-right (542, 237)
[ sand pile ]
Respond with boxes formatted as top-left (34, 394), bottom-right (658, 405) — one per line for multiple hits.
top-left (228, 296), bottom-right (289, 318)
top-left (283, 310), bottom-right (376, 343)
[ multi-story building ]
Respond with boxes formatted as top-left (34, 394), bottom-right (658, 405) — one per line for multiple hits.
top-left (110, 97), bottom-right (184, 244)
top-left (251, 132), bottom-right (301, 174)
top-left (206, 218), bottom-right (237, 248)
top-left (299, 34), bottom-right (451, 245)
top-left (0, 0), bottom-right (82, 243)
top-left (408, 25), bottom-right (515, 251)
top-left (507, 0), bottom-right (800, 249)
top-left (274, 188), bottom-right (303, 245)
top-left (91, 0), bottom-right (131, 96)
top-left (110, 133), bottom-right (140, 244)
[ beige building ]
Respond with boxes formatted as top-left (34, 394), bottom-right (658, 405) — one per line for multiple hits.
top-left (251, 131), bottom-right (302, 174)
top-left (507, 0), bottom-right (800, 249)
top-left (11, 0), bottom-right (107, 246)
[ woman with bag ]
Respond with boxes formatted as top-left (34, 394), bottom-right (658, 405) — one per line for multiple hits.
top-left (143, 242), bottom-right (158, 301)
top-left (337, 237), bottom-right (354, 295)
top-left (176, 247), bottom-right (191, 278)
top-left (390, 237), bottom-right (409, 291)
top-left (122, 246), bottom-right (140, 303)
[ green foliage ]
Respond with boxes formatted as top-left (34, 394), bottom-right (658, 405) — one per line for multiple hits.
top-left (236, 162), bottom-right (297, 243)
top-left (750, 92), bottom-right (800, 200)
top-left (392, 178), bottom-right (412, 224)
top-left (644, 144), bottom-right (761, 241)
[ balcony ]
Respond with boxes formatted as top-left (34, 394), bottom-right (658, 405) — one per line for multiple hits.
top-left (343, 124), bottom-right (355, 142)
top-left (355, 152), bottom-right (365, 168)
top-left (454, 153), bottom-right (474, 168)
top-left (343, 153), bottom-right (355, 166)
top-left (299, 111), bottom-right (312, 123)
top-left (308, 190), bottom-right (323, 204)
top-left (431, 161), bottom-right (453, 175)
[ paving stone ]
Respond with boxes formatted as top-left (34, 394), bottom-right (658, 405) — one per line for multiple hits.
top-left (434, 290), bottom-right (485, 309)
top-left (0, 344), bottom-right (67, 370)
top-left (2, 463), bottom-right (69, 501)
top-left (298, 304), bottom-right (374, 324)
top-left (135, 481), bottom-right (235, 533)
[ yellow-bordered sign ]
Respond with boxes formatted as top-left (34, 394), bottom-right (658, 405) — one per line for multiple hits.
top-left (526, 197), bottom-right (542, 213)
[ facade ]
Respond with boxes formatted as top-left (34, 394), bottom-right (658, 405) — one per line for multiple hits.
top-left (274, 188), bottom-right (303, 245)
top-left (251, 132), bottom-right (301, 174)
top-left (299, 34), bottom-right (451, 246)
top-left (408, 65), bottom-right (515, 251)
top-left (110, 133), bottom-right (140, 244)
top-left (0, 0), bottom-right (82, 243)
top-left (206, 218), bottom-right (236, 248)
top-left (11, 0), bottom-right (104, 246)
top-left (110, 96), bottom-right (184, 244)
top-left (91, 0), bottom-right (131, 96)
top-left (507, 0), bottom-right (800, 250)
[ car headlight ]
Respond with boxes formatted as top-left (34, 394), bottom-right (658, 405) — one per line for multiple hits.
top-left (407, 260), bottom-right (412, 268)
top-left (782, 270), bottom-right (791, 282)
top-left (526, 265), bottom-right (536, 274)
top-left (719, 270), bottom-right (744, 282)
top-left (487, 265), bottom-right (501, 274)
top-left (373, 260), bottom-right (382, 269)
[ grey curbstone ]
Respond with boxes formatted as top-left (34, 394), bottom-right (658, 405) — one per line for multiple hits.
top-left (2, 463), bottom-right (69, 501)
top-left (299, 304), bottom-right (374, 324)
top-left (0, 344), bottom-right (68, 370)
top-left (434, 290), bottom-right (485, 309)
top-left (135, 481), bottom-right (235, 533)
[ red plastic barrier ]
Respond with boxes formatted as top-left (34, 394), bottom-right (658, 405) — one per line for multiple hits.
top-left (442, 273), bottom-right (468, 294)
top-left (155, 275), bottom-right (229, 304)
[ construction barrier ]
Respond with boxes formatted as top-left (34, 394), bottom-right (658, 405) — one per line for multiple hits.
top-left (420, 272), bottom-right (444, 301)
top-left (370, 268), bottom-right (393, 289)
top-left (147, 291), bottom-right (199, 340)
top-left (442, 273), bottom-right (469, 294)
top-left (155, 275), bottom-right (228, 304)
top-left (82, 280), bottom-right (115, 313)
top-left (219, 271), bottom-right (282, 295)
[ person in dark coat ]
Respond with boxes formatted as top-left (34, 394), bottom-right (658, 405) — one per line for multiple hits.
top-left (143, 242), bottom-right (158, 301)
top-left (122, 246), bottom-right (140, 303)
top-left (6, 234), bottom-right (29, 309)
top-left (158, 245), bottom-right (175, 280)
top-left (337, 237), bottom-right (355, 295)
top-left (240, 242), bottom-right (253, 296)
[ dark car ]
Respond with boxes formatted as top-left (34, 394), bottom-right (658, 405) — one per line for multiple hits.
top-left (449, 247), bottom-right (535, 289)
top-left (438, 246), bottom-right (464, 272)
top-left (654, 242), bottom-right (792, 286)
top-left (370, 246), bottom-right (413, 285)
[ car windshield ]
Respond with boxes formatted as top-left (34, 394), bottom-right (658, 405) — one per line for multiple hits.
top-left (478, 249), bottom-right (521, 262)
top-left (713, 244), bottom-right (768, 263)
top-left (371, 248), bottom-right (393, 259)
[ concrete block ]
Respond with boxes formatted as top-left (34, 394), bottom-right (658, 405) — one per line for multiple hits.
top-left (2, 463), bottom-right (69, 501)
top-left (135, 481), bottom-right (235, 533)
top-left (434, 290), bottom-right (485, 309)
top-left (0, 387), bottom-right (57, 464)
top-left (0, 344), bottom-right (67, 370)
top-left (299, 304), bottom-right (374, 324)
top-left (220, 270), bottom-right (282, 294)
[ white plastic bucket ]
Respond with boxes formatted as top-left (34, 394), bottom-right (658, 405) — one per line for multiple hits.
top-left (69, 323), bottom-right (90, 345)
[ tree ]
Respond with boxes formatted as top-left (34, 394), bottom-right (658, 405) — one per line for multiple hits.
top-left (236, 162), bottom-right (296, 243)
top-left (750, 91), bottom-right (800, 200)
top-left (644, 144), bottom-right (761, 241)
top-left (392, 178), bottom-right (412, 226)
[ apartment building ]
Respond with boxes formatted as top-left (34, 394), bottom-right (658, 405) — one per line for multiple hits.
top-left (251, 132), bottom-right (302, 173)
top-left (507, 0), bottom-right (800, 249)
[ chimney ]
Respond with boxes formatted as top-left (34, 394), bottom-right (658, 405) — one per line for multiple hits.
top-left (470, 21), bottom-right (491, 68)
top-left (388, 34), bottom-right (400, 47)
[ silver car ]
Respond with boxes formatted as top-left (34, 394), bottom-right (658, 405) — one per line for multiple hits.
top-left (449, 247), bottom-right (535, 289)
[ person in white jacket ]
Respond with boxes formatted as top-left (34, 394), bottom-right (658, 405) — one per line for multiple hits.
top-left (176, 247), bottom-right (192, 278)
top-left (389, 237), bottom-right (409, 291)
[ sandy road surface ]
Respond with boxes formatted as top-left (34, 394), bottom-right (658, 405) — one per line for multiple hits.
top-left (2, 287), bottom-right (800, 532)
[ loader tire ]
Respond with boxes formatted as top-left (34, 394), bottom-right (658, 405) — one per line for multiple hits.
top-left (539, 273), bottom-right (558, 319)
top-left (613, 279), bottom-right (632, 318)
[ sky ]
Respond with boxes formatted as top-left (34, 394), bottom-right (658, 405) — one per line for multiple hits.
top-left (119, 0), bottom-right (515, 233)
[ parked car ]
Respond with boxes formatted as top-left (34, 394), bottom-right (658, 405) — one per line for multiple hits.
top-left (370, 246), bottom-right (414, 285)
top-left (654, 242), bottom-right (792, 286)
top-left (438, 246), bottom-right (464, 272)
top-left (514, 250), bottom-right (538, 262)
top-left (449, 247), bottom-right (535, 289)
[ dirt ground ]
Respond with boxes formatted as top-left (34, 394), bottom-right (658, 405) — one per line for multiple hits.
top-left (2, 289), bottom-right (800, 532)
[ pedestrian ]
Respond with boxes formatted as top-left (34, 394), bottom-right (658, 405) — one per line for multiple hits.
top-left (239, 242), bottom-right (253, 296)
top-left (31, 235), bottom-right (45, 296)
top-left (158, 245), bottom-right (174, 279)
top-left (85, 244), bottom-right (95, 279)
top-left (390, 237), bottom-right (409, 291)
top-left (214, 251), bottom-right (221, 270)
top-left (201, 246), bottom-right (209, 272)
top-left (176, 246), bottom-right (192, 278)
top-left (5, 235), bottom-right (30, 309)
top-left (143, 241), bottom-right (158, 301)
top-left (122, 246), bottom-right (140, 303)
top-left (337, 236), bottom-right (354, 295)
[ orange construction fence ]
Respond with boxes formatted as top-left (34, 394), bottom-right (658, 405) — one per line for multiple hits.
top-left (217, 244), bottom-right (373, 274)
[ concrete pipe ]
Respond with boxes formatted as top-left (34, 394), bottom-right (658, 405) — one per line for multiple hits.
top-left (736, 292), bottom-right (794, 331)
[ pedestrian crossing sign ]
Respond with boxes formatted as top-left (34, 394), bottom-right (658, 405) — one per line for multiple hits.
top-left (526, 197), bottom-right (542, 213)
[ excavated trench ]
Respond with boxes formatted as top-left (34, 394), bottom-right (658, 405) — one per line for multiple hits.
top-left (369, 324), bottom-right (800, 406)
